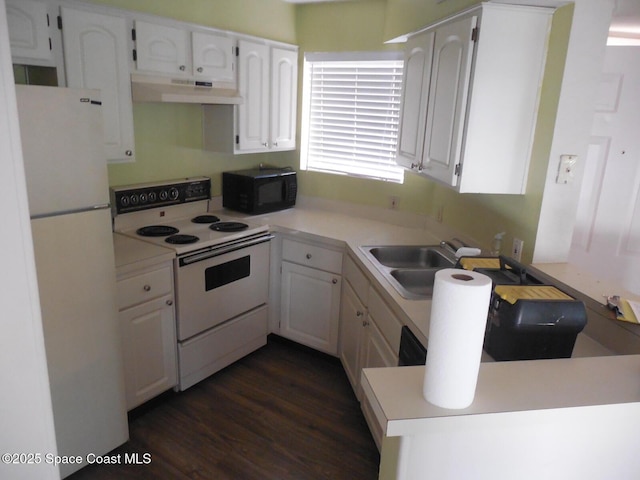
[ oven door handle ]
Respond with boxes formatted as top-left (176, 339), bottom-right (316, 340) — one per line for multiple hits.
top-left (178, 233), bottom-right (274, 266)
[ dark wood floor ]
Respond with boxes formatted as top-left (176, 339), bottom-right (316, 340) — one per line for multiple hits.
top-left (69, 335), bottom-right (380, 480)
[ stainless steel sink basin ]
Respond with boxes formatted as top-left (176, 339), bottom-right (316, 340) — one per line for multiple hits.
top-left (389, 269), bottom-right (440, 298)
top-left (366, 245), bottom-right (454, 269)
top-left (359, 245), bottom-right (456, 300)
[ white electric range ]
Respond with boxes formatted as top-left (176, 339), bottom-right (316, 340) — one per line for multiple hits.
top-left (112, 177), bottom-right (272, 390)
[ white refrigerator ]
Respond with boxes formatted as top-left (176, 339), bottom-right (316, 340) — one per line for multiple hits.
top-left (15, 85), bottom-right (128, 478)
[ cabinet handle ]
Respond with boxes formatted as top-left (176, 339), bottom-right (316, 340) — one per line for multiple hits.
top-left (143, 285), bottom-right (151, 292)
top-left (332, 278), bottom-right (338, 284)
top-left (356, 311), bottom-right (364, 317)
top-left (273, 141), bottom-right (278, 147)
top-left (166, 299), bottom-right (173, 306)
top-left (362, 320), bottom-right (370, 327)
top-left (305, 253), bottom-right (312, 259)
top-left (410, 163), bottom-right (418, 169)
top-left (179, 65), bottom-right (186, 71)
top-left (261, 142), bottom-right (269, 147)
top-left (197, 67), bottom-right (203, 73)
top-left (125, 150), bottom-right (133, 157)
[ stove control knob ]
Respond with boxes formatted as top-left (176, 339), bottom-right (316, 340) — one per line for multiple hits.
top-left (139, 193), bottom-right (148, 203)
top-left (169, 187), bottom-right (179, 200)
top-left (148, 191), bottom-right (157, 202)
top-left (159, 190), bottom-right (168, 201)
top-left (130, 194), bottom-right (139, 205)
top-left (120, 196), bottom-right (130, 207)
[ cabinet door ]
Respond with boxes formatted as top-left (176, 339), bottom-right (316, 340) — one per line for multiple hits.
top-left (396, 30), bottom-right (433, 170)
top-left (360, 317), bottom-right (397, 372)
top-left (280, 261), bottom-right (341, 355)
top-left (60, 7), bottom-right (135, 163)
top-left (120, 294), bottom-right (177, 410)
top-left (421, 15), bottom-right (476, 187)
top-left (270, 47), bottom-right (297, 151)
top-left (339, 281), bottom-right (365, 394)
top-left (237, 39), bottom-right (269, 152)
top-left (135, 21), bottom-right (190, 76)
top-left (192, 31), bottom-right (234, 82)
top-left (6, 0), bottom-right (53, 63)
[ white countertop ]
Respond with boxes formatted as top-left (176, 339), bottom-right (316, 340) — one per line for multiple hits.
top-left (362, 353), bottom-right (640, 437)
top-left (237, 200), bottom-right (613, 358)
top-left (113, 232), bottom-right (175, 274)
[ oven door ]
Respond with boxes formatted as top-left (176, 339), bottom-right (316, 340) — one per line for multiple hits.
top-left (175, 236), bottom-right (271, 341)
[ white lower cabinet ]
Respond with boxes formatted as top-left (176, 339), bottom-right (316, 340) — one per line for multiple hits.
top-left (116, 261), bottom-right (177, 410)
top-left (279, 237), bottom-right (342, 355)
top-left (340, 255), bottom-right (401, 450)
top-left (339, 255), bottom-right (401, 399)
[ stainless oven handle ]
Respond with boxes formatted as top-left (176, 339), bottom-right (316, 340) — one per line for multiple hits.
top-left (179, 233), bottom-right (274, 266)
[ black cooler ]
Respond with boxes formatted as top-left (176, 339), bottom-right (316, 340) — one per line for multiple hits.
top-left (458, 256), bottom-right (587, 361)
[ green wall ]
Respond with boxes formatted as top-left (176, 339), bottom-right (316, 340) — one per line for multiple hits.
top-left (295, 0), bottom-right (573, 262)
top-left (93, 0), bottom-right (298, 195)
top-left (93, 0), bottom-right (572, 263)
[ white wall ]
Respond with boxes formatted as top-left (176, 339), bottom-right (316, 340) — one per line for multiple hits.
top-left (0, 1), bottom-right (60, 478)
top-left (533, 0), bottom-right (615, 262)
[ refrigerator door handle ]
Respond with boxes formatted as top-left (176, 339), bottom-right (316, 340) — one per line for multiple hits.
top-left (30, 203), bottom-right (111, 220)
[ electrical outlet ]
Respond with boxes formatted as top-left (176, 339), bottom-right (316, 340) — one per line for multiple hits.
top-left (512, 238), bottom-right (524, 262)
top-left (389, 196), bottom-right (399, 210)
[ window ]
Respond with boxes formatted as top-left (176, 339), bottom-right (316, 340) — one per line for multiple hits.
top-left (300, 52), bottom-right (405, 183)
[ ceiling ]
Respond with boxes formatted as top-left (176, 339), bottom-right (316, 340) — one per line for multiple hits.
top-left (282, 0), bottom-right (640, 43)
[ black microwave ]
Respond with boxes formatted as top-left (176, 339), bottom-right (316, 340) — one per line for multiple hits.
top-left (222, 168), bottom-right (297, 214)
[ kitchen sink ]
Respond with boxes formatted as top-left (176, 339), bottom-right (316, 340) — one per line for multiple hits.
top-left (366, 245), bottom-right (454, 269)
top-left (360, 245), bottom-right (456, 300)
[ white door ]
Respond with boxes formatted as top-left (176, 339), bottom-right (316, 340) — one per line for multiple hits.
top-left (135, 21), bottom-right (189, 76)
top-left (270, 47), bottom-right (297, 150)
top-left (61, 7), bottom-right (135, 162)
top-left (421, 16), bottom-right (476, 187)
top-left (120, 294), bottom-right (177, 410)
top-left (396, 30), bottom-right (434, 170)
top-left (339, 282), bottom-right (365, 393)
top-left (192, 31), bottom-right (234, 82)
top-left (6, 0), bottom-right (53, 63)
top-left (237, 39), bottom-right (269, 152)
top-left (570, 47), bottom-right (640, 294)
top-left (280, 261), bottom-right (341, 355)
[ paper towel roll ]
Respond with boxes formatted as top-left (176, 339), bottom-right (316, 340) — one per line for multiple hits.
top-left (423, 268), bottom-right (492, 409)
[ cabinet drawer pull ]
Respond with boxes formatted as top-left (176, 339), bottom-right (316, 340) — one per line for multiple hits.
top-left (306, 253), bottom-right (312, 259)
top-left (332, 278), bottom-right (338, 284)
top-left (179, 65), bottom-right (186, 71)
top-left (197, 67), bottom-right (203, 73)
top-left (166, 299), bottom-right (173, 306)
top-left (362, 320), bottom-right (369, 327)
top-left (356, 311), bottom-right (364, 317)
top-left (143, 284), bottom-right (151, 292)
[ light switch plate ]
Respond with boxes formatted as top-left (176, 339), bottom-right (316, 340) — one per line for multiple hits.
top-left (556, 154), bottom-right (577, 184)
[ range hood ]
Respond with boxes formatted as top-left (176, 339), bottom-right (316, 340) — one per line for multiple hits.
top-left (131, 73), bottom-right (243, 105)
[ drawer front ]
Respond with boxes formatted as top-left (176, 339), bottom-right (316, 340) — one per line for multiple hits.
top-left (368, 286), bottom-right (402, 354)
top-left (282, 238), bottom-right (343, 274)
top-left (117, 264), bottom-right (173, 310)
top-left (344, 255), bottom-right (369, 304)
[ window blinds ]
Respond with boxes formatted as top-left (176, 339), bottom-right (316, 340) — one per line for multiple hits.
top-left (301, 53), bottom-right (404, 183)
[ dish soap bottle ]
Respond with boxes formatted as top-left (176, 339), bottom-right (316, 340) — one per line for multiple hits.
top-left (491, 232), bottom-right (505, 256)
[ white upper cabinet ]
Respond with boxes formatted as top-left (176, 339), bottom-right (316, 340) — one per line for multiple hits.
top-left (6, 0), bottom-right (53, 64)
top-left (270, 47), bottom-right (297, 151)
top-left (192, 31), bottom-right (234, 83)
top-left (60, 7), bottom-right (135, 163)
top-left (396, 30), bottom-right (434, 170)
top-left (134, 21), bottom-right (190, 77)
top-left (134, 20), bottom-right (236, 85)
top-left (396, 4), bottom-right (552, 194)
top-left (234, 39), bottom-right (298, 153)
top-left (237, 39), bottom-right (270, 151)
